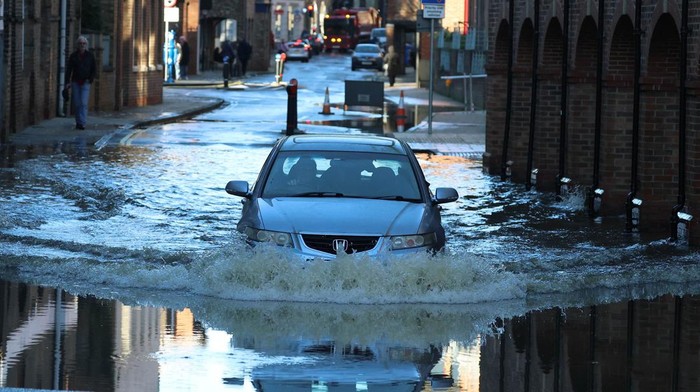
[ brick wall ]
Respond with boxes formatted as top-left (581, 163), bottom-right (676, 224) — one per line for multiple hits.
top-left (486, 0), bottom-right (700, 244)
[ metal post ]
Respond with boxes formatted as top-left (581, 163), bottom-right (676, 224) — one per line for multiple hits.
top-left (285, 78), bottom-right (298, 136)
top-left (223, 60), bottom-right (230, 88)
top-left (428, 18), bottom-right (435, 135)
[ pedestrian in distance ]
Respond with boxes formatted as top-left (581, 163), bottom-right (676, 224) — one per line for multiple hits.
top-left (236, 37), bottom-right (253, 76)
top-left (230, 40), bottom-right (242, 77)
top-left (178, 36), bottom-right (190, 80)
top-left (64, 35), bottom-right (97, 130)
top-left (220, 39), bottom-right (235, 82)
top-left (384, 45), bottom-right (400, 87)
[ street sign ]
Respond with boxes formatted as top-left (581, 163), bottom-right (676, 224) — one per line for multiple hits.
top-left (421, 0), bottom-right (445, 3)
top-left (164, 7), bottom-right (179, 22)
top-left (423, 4), bottom-right (445, 19)
top-left (417, 9), bottom-right (442, 31)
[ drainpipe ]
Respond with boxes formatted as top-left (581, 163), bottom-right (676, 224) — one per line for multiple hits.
top-left (0, 0), bottom-right (5, 143)
top-left (556, 0), bottom-right (570, 197)
top-left (57, 0), bottom-right (67, 116)
top-left (626, 300), bottom-right (635, 392)
top-left (588, 306), bottom-right (597, 391)
top-left (672, 296), bottom-right (682, 391)
top-left (525, 0), bottom-right (540, 191)
top-left (671, 0), bottom-right (691, 242)
top-left (500, 0), bottom-right (515, 181)
top-left (625, 0), bottom-right (643, 232)
top-left (588, 0), bottom-right (605, 217)
top-left (114, 0), bottom-right (122, 110)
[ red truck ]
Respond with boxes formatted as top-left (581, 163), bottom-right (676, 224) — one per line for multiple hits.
top-left (323, 8), bottom-right (380, 52)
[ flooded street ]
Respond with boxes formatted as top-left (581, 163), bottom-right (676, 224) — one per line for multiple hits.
top-left (2, 82), bottom-right (700, 390)
top-left (2, 129), bottom-right (699, 391)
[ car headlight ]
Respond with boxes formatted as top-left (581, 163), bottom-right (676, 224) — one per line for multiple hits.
top-left (389, 233), bottom-right (436, 250)
top-left (244, 227), bottom-right (292, 247)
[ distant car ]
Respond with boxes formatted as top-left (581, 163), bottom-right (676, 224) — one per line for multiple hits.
top-left (351, 43), bottom-right (384, 71)
top-left (370, 27), bottom-right (387, 49)
top-left (305, 33), bottom-right (324, 55)
top-left (285, 39), bottom-right (312, 62)
top-left (225, 134), bottom-right (459, 260)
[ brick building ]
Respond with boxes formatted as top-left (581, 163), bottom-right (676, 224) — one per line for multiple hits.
top-left (485, 0), bottom-right (699, 245)
top-left (0, 0), bottom-right (166, 143)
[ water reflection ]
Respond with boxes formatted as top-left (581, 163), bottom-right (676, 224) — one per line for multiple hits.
top-left (2, 279), bottom-right (699, 391)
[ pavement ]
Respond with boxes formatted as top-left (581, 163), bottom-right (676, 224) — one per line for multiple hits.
top-left (5, 68), bottom-right (485, 158)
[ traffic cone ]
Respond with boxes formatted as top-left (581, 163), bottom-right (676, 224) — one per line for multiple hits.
top-left (319, 87), bottom-right (334, 115)
top-left (396, 90), bottom-right (406, 132)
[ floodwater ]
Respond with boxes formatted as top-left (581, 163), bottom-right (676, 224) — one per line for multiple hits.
top-left (1, 118), bottom-right (699, 391)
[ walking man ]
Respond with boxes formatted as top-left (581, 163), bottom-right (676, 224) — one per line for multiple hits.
top-left (64, 36), bottom-right (97, 130)
top-left (178, 36), bottom-right (190, 80)
top-left (236, 37), bottom-right (253, 76)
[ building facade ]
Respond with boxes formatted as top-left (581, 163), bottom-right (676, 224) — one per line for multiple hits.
top-left (0, 0), bottom-right (275, 144)
top-left (485, 0), bottom-right (699, 245)
top-left (197, 0), bottom-right (273, 74)
top-left (0, 0), bottom-right (164, 143)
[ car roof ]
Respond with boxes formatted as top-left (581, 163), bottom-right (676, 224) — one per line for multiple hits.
top-left (279, 135), bottom-right (409, 155)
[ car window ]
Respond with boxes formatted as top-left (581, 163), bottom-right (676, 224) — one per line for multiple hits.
top-left (371, 29), bottom-right (386, 39)
top-left (261, 151), bottom-right (421, 200)
top-left (356, 45), bottom-right (379, 54)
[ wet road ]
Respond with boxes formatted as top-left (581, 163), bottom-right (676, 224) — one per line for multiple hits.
top-left (1, 54), bottom-right (700, 391)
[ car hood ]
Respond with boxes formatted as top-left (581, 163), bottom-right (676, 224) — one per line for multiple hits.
top-left (256, 197), bottom-right (430, 235)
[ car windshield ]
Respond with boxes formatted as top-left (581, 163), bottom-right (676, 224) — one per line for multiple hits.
top-left (355, 45), bottom-right (380, 54)
top-left (261, 151), bottom-right (422, 200)
top-left (371, 29), bottom-right (386, 39)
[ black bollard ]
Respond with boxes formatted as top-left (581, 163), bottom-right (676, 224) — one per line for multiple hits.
top-left (285, 78), bottom-right (298, 136)
top-left (223, 61), bottom-right (230, 88)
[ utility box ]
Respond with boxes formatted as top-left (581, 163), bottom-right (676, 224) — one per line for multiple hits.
top-left (344, 80), bottom-right (384, 109)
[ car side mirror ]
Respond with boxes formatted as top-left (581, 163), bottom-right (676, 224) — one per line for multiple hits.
top-left (434, 187), bottom-right (458, 204)
top-left (225, 180), bottom-right (251, 198)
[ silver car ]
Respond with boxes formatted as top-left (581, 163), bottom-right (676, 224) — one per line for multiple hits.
top-left (225, 135), bottom-right (458, 259)
top-left (351, 43), bottom-right (384, 71)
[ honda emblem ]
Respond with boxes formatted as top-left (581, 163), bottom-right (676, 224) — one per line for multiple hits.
top-left (332, 239), bottom-right (349, 253)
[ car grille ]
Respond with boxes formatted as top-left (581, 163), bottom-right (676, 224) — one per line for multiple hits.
top-left (302, 234), bottom-right (379, 254)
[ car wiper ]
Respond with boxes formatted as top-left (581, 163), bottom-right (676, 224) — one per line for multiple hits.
top-left (289, 191), bottom-right (345, 197)
top-left (370, 195), bottom-right (421, 202)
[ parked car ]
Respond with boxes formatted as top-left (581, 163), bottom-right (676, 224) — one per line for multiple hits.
top-left (285, 39), bottom-right (312, 62)
top-left (351, 43), bottom-right (384, 71)
top-left (225, 134), bottom-right (459, 260)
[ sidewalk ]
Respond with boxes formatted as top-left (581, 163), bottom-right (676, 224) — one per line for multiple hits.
top-left (6, 68), bottom-right (484, 157)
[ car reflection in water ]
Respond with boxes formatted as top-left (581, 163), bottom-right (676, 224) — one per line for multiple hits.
top-left (225, 135), bottom-right (459, 260)
top-left (250, 342), bottom-right (442, 392)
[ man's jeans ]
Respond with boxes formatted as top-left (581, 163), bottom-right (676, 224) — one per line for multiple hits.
top-left (71, 81), bottom-right (91, 127)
